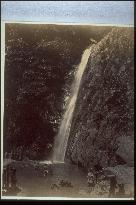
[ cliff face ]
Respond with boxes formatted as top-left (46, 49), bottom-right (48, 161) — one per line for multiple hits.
top-left (4, 24), bottom-right (111, 160)
top-left (66, 28), bottom-right (134, 169)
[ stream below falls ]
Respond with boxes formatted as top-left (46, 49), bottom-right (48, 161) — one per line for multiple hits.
top-left (2, 159), bottom-right (133, 198)
top-left (5, 160), bottom-right (90, 198)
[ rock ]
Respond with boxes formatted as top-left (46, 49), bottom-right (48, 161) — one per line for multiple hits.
top-left (66, 27), bottom-right (134, 171)
top-left (104, 165), bottom-right (134, 185)
top-left (116, 136), bottom-right (134, 166)
top-left (4, 24), bottom-right (111, 160)
top-left (78, 189), bottom-right (88, 196)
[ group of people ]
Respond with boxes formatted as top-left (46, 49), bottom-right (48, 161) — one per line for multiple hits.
top-left (59, 179), bottom-right (73, 188)
top-left (51, 178), bottom-right (73, 190)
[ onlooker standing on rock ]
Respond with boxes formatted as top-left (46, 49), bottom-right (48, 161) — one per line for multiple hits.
top-left (94, 163), bottom-right (103, 183)
top-left (108, 175), bottom-right (117, 197)
top-left (43, 164), bottom-right (49, 177)
top-left (116, 183), bottom-right (125, 197)
top-left (87, 169), bottom-right (95, 193)
top-left (10, 167), bottom-right (17, 189)
top-left (3, 168), bottom-right (8, 190)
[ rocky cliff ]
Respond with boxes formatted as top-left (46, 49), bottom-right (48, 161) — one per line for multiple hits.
top-left (66, 27), bottom-right (134, 170)
top-left (4, 24), bottom-right (111, 160)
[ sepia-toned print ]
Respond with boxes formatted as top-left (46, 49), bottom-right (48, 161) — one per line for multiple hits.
top-left (1, 1), bottom-right (134, 200)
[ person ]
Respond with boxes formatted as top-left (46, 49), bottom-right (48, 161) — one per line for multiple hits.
top-left (59, 179), bottom-right (65, 187)
top-left (43, 169), bottom-right (48, 177)
top-left (43, 164), bottom-right (49, 177)
top-left (94, 163), bottom-right (103, 183)
top-left (98, 177), bottom-right (109, 196)
top-left (51, 183), bottom-right (59, 190)
top-left (51, 178), bottom-right (60, 190)
top-left (59, 179), bottom-right (73, 188)
top-left (116, 183), bottom-right (125, 197)
top-left (87, 169), bottom-right (95, 193)
top-left (109, 175), bottom-right (117, 197)
top-left (10, 167), bottom-right (17, 188)
top-left (3, 168), bottom-right (7, 189)
top-left (6, 165), bottom-right (10, 189)
top-left (8, 166), bottom-right (21, 195)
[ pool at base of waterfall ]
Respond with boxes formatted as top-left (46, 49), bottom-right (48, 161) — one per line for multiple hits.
top-left (3, 160), bottom-right (88, 197)
top-left (2, 160), bottom-right (133, 198)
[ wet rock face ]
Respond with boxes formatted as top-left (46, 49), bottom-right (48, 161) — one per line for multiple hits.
top-left (66, 28), bottom-right (134, 169)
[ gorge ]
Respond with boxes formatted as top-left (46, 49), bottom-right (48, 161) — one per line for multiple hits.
top-left (3, 24), bottom-right (134, 197)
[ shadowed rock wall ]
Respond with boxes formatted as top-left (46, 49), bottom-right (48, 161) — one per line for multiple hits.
top-left (66, 27), bottom-right (134, 169)
top-left (4, 24), bottom-right (111, 160)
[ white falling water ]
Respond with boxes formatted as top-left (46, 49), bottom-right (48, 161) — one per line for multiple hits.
top-left (53, 46), bottom-right (92, 163)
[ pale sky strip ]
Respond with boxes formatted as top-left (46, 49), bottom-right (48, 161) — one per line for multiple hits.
top-left (1, 1), bottom-right (134, 25)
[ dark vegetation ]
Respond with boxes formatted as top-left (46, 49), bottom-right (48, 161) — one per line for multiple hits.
top-left (4, 23), bottom-right (112, 160)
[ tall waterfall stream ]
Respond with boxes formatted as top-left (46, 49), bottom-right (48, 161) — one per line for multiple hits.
top-left (53, 46), bottom-right (92, 163)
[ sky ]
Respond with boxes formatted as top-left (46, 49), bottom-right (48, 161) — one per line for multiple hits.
top-left (1, 1), bottom-right (134, 25)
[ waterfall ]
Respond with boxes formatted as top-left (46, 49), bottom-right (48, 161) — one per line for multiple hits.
top-left (53, 46), bottom-right (92, 163)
